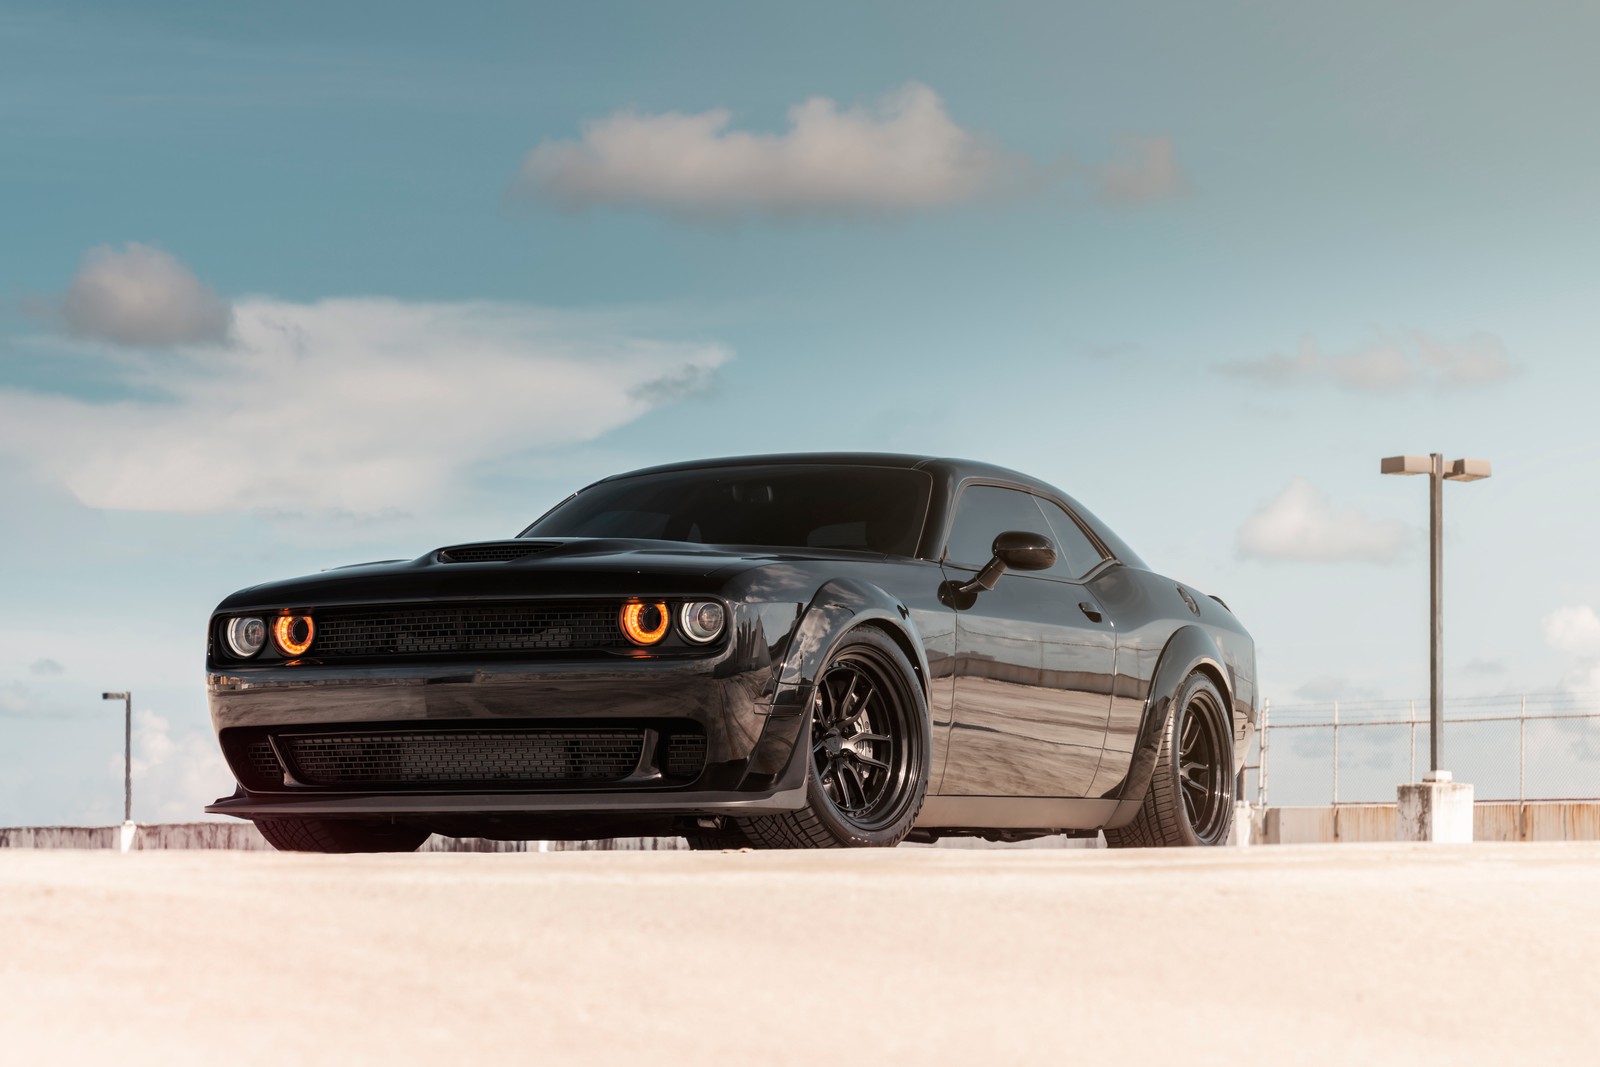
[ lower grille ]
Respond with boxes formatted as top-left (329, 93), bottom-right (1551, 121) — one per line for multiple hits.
top-left (665, 734), bottom-right (707, 778)
top-left (222, 723), bottom-right (708, 791)
top-left (283, 729), bottom-right (644, 786)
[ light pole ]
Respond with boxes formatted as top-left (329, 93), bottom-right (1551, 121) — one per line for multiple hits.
top-left (1380, 454), bottom-right (1490, 841)
top-left (102, 691), bottom-right (134, 850)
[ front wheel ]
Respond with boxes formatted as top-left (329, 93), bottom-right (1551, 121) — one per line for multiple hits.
top-left (737, 627), bottom-right (930, 848)
top-left (1105, 672), bottom-right (1234, 848)
top-left (253, 817), bottom-right (431, 853)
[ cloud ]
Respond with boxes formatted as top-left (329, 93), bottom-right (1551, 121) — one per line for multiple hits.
top-left (1096, 135), bottom-right (1188, 204)
top-left (1237, 479), bottom-right (1409, 563)
top-left (0, 298), bottom-right (731, 514)
top-left (117, 708), bottom-right (234, 821)
top-left (516, 82), bottom-right (1030, 219)
top-left (28, 658), bottom-right (65, 676)
top-left (1221, 331), bottom-right (1516, 392)
top-left (59, 242), bottom-right (233, 346)
top-left (1543, 606), bottom-right (1600, 657)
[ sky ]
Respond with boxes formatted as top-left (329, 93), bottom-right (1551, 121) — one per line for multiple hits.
top-left (2, 1), bottom-right (1599, 823)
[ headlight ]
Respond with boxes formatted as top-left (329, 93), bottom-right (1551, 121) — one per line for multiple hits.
top-left (619, 601), bottom-right (670, 646)
top-left (225, 616), bottom-right (267, 658)
top-left (678, 601), bottom-right (726, 644)
top-left (273, 615), bottom-right (315, 656)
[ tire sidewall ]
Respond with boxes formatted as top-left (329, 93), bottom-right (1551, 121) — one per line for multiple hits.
top-left (805, 628), bottom-right (931, 847)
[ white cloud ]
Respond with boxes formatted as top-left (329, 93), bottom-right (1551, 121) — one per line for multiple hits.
top-left (1096, 135), bottom-right (1187, 204)
top-left (1222, 331), bottom-right (1516, 392)
top-left (516, 82), bottom-right (1027, 219)
top-left (0, 298), bottom-right (731, 515)
top-left (60, 242), bottom-right (233, 346)
top-left (1237, 479), bottom-right (1409, 563)
top-left (1543, 606), bottom-right (1600, 657)
top-left (116, 708), bottom-right (234, 821)
top-left (28, 657), bottom-right (65, 676)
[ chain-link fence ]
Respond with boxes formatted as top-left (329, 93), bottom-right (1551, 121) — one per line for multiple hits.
top-left (1242, 692), bottom-right (1600, 807)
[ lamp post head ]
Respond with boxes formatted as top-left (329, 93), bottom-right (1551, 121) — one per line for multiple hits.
top-left (1380, 455), bottom-right (1432, 476)
top-left (1444, 458), bottom-right (1492, 482)
top-left (102, 691), bottom-right (128, 701)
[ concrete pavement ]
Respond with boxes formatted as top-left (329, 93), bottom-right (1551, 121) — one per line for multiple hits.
top-left (2, 843), bottom-right (1597, 1065)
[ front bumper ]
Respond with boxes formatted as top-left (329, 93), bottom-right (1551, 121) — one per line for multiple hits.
top-left (205, 656), bottom-right (811, 821)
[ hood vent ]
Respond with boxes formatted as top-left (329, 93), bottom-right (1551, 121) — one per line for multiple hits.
top-left (438, 542), bottom-right (557, 564)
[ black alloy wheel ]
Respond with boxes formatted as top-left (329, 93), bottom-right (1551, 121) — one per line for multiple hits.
top-left (738, 628), bottom-right (930, 848)
top-left (1176, 682), bottom-right (1232, 843)
top-left (1105, 671), bottom-right (1235, 848)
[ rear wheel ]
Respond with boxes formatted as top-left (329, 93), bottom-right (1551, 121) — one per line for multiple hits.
top-left (253, 817), bottom-right (431, 854)
top-left (736, 627), bottom-right (929, 848)
top-left (1105, 672), bottom-right (1234, 848)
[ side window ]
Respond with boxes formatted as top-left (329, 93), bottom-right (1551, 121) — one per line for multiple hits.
top-left (944, 486), bottom-right (1055, 569)
top-left (1036, 498), bottom-right (1108, 580)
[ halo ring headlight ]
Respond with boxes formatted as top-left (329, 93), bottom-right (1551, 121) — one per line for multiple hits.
top-left (678, 601), bottom-right (726, 644)
top-left (273, 615), bottom-right (315, 657)
top-left (225, 616), bottom-right (268, 658)
top-left (620, 601), bottom-right (670, 646)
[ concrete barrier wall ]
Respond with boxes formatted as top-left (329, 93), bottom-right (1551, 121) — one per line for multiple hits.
top-left (0, 824), bottom-right (687, 852)
top-left (1258, 802), bottom-right (1600, 844)
top-left (8, 803), bottom-right (1600, 850)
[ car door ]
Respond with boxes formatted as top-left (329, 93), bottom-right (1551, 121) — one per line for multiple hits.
top-left (937, 484), bottom-right (1116, 798)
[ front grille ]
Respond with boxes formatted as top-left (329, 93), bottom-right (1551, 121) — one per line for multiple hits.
top-left (438, 543), bottom-right (556, 564)
top-left (310, 603), bottom-right (625, 660)
top-left (282, 729), bottom-right (645, 786)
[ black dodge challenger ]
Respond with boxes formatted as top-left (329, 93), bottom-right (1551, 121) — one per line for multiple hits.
top-left (206, 453), bottom-right (1256, 851)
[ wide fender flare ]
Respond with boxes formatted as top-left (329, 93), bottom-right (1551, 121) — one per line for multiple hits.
top-left (773, 578), bottom-right (931, 709)
top-left (741, 579), bottom-right (931, 785)
top-left (1109, 625), bottom-right (1234, 825)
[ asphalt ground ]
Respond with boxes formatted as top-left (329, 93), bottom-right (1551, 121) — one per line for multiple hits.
top-left (2, 842), bottom-right (1597, 1065)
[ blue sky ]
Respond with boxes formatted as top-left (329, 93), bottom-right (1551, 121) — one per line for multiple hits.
top-left (3, 1), bottom-right (1598, 823)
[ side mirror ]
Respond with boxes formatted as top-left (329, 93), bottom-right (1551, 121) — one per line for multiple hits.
top-left (940, 530), bottom-right (1056, 608)
top-left (993, 530), bottom-right (1056, 572)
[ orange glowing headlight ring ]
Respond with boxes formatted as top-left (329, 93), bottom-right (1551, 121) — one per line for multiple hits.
top-left (619, 601), bottom-right (670, 646)
top-left (273, 614), bottom-right (315, 656)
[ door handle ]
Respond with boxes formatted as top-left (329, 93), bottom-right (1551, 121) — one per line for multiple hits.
top-left (1078, 602), bottom-right (1104, 623)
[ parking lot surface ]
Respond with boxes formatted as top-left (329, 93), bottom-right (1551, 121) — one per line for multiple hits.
top-left (3, 842), bottom-right (1597, 1065)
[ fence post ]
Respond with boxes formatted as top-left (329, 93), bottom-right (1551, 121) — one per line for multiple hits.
top-left (1258, 700), bottom-right (1270, 808)
top-left (1519, 693), bottom-right (1527, 805)
top-left (1408, 700), bottom-right (1417, 784)
top-left (1332, 701), bottom-right (1340, 806)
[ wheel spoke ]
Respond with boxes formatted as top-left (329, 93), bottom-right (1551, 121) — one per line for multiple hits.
top-left (841, 763), bottom-right (867, 811)
top-left (1181, 713), bottom-right (1199, 755)
top-left (855, 751), bottom-right (890, 772)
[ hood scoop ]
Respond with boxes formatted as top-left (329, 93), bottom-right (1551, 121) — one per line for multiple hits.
top-left (437, 541), bottom-right (560, 564)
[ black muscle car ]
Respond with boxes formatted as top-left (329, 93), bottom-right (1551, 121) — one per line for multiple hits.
top-left (205, 453), bottom-right (1256, 851)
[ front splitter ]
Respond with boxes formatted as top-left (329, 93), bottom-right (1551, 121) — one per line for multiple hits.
top-left (206, 784), bottom-right (809, 820)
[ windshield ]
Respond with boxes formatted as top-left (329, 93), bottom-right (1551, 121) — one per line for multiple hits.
top-left (523, 464), bottom-right (933, 557)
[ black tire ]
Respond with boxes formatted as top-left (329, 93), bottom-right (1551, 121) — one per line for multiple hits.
top-left (1105, 672), bottom-right (1235, 848)
top-left (735, 627), bottom-right (930, 848)
top-left (253, 817), bottom-right (431, 854)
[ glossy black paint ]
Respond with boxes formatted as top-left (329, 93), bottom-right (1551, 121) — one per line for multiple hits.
top-left (204, 453), bottom-right (1256, 840)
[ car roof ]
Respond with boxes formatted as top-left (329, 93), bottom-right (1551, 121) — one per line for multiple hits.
top-left (596, 452), bottom-right (1060, 495)
top-left (580, 452), bottom-right (1148, 570)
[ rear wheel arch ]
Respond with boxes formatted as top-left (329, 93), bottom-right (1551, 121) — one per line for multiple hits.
top-left (1109, 626), bottom-right (1232, 819)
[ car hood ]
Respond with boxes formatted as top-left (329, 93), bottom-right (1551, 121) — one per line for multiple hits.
top-left (213, 538), bottom-right (885, 612)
